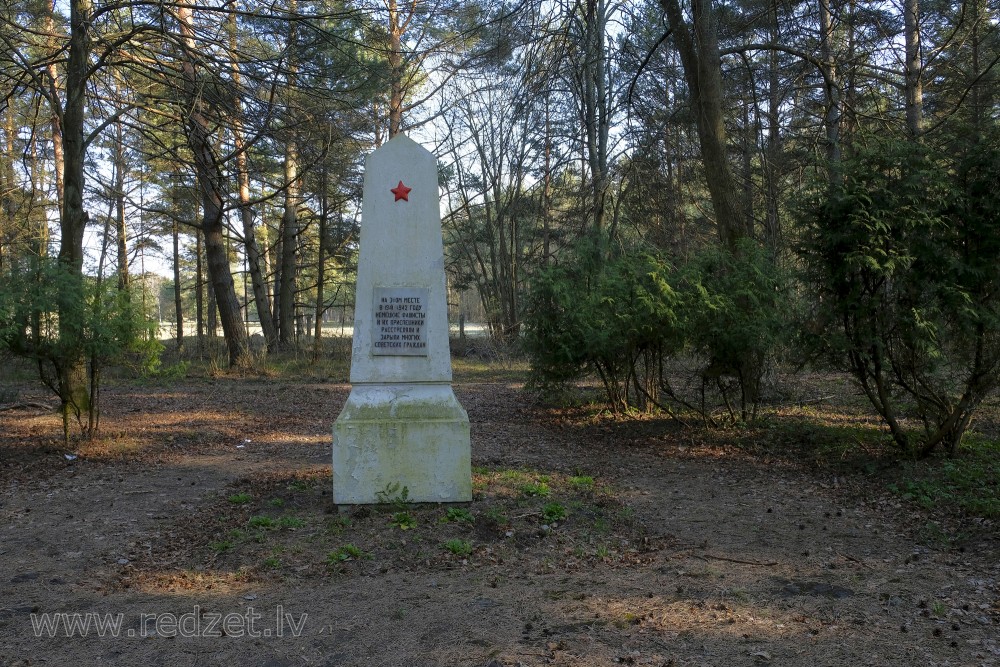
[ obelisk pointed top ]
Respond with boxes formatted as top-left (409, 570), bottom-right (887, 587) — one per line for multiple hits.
top-left (369, 133), bottom-right (433, 163)
top-left (385, 132), bottom-right (422, 148)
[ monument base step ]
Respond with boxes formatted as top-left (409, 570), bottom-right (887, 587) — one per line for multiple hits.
top-left (332, 383), bottom-right (472, 504)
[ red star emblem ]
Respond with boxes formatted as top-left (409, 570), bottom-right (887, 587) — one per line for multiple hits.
top-left (391, 180), bottom-right (411, 202)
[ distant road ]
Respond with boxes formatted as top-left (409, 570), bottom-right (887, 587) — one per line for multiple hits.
top-left (155, 322), bottom-right (488, 341)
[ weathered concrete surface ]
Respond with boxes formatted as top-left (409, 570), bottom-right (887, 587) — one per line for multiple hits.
top-left (333, 384), bottom-right (471, 503)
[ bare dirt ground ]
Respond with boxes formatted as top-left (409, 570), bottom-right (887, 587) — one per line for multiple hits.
top-left (0, 374), bottom-right (997, 667)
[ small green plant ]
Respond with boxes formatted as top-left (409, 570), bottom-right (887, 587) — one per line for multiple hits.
top-left (444, 507), bottom-right (475, 524)
top-left (519, 481), bottom-right (551, 497)
top-left (917, 520), bottom-right (954, 547)
top-left (443, 539), bottom-right (473, 556)
top-left (890, 444), bottom-right (1000, 518)
top-left (569, 475), bottom-right (595, 491)
top-left (228, 492), bottom-right (253, 505)
top-left (727, 588), bottom-right (750, 603)
top-left (541, 502), bottom-right (567, 522)
top-left (268, 498), bottom-right (285, 508)
top-left (889, 480), bottom-right (938, 510)
top-left (277, 516), bottom-right (305, 529)
top-left (210, 540), bottom-right (233, 553)
top-left (287, 480), bottom-right (312, 493)
top-left (499, 469), bottom-right (530, 483)
top-left (482, 507), bottom-right (508, 525)
top-left (248, 515), bottom-right (277, 529)
top-left (158, 360), bottom-right (189, 380)
top-left (375, 482), bottom-right (410, 509)
top-left (263, 556), bottom-right (281, 569)
top-left (617, 612), bottom-right (641, 628)
top-left (326, 544), bottom-right (369, 564)
top-left (391, 511), bottom-right (417, 530)
top-left (931, 600), bottom-right (947, 617)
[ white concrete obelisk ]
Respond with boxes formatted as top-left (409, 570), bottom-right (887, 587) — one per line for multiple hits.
top-left (332, 134), bottom-right (471, 504)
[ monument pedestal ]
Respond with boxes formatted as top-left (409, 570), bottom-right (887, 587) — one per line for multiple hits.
top-left (333, 134), bottom-right (471, 505)
top-left (333, 383), bottom-right (471, 504)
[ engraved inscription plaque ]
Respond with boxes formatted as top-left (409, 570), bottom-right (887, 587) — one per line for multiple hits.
top-left (372, 287), bottom-right (430, 356)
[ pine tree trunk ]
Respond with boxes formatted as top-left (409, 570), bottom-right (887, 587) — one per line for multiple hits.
top-left (819, 0), bottom-right (842, 171)
top-left (903, 0), bottom-right (923, 138)
top-left (196, 229), bottom-right (205, 351)
top-left (45, 0), bottom-right (65, 218)
top-left (172, 218), bottom-right (184, 354)
top-left (659, 0), bottom-right (750, 248)
top-left (903, 0), bottom-right (924, 139)
top-left (388, 0), bottom-right (404, 137)
top-left (278, 4), bottom-right (300, 347)
top-left (763, 0), bottom-right (783, 246)
top-left (228, 10), bottom-right (277, 350)
top-left (56, 0), bottom-right (93, 438)
top-left (278, 140), bottom-right (300, 346)
top-left (313, 174), bottom-right (328, 361)
top-left (207, 271), bottom-right (218, 338)
top-left (113, 120), bottom-right (129, 290)
top-left (177, 3), bottom-right (249, 367)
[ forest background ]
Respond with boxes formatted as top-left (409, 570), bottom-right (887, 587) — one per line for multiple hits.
top-left (1, 0), bottom-right (999, 464)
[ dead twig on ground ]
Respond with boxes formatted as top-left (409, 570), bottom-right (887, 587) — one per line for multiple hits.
top-left (837, 551), bottom-right (871, 568)
top-left (0, 401), bottom-right (54, 412)
top-left (698, 553), bottom-right (779, 566)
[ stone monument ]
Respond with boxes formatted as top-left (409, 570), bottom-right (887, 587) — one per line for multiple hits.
top-left (332, 134), bottom-right (472, 504)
